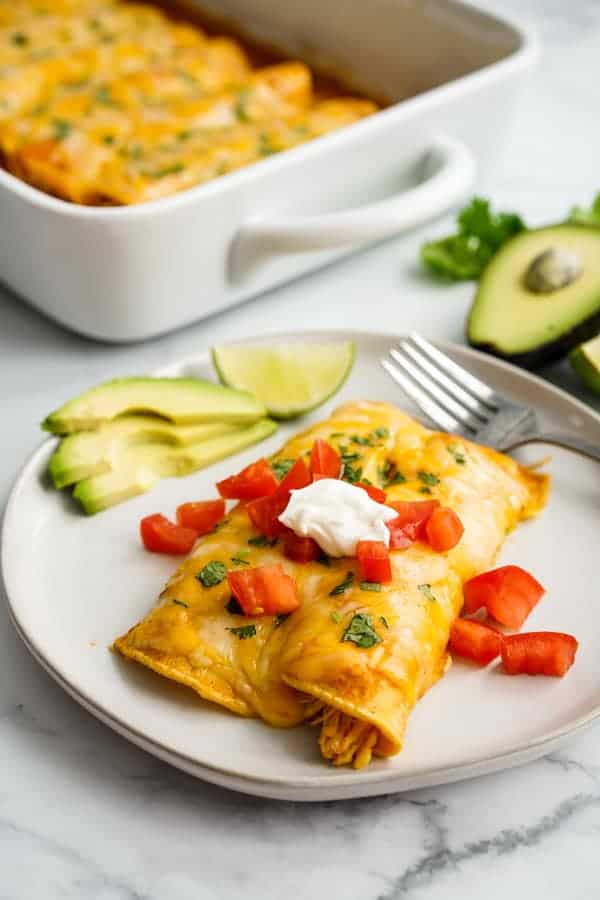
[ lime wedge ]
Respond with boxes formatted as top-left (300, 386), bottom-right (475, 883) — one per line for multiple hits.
top-left (569, 333), bottom-right (600, 395)
top-left (212, 341), bottom-right (355, 419)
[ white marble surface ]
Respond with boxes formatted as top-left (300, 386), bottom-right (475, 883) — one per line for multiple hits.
top-left (1, 2), bottom-right (600, 897)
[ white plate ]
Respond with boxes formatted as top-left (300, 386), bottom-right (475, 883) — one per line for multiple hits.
top-left (2, 331), bottom-right (600, 802)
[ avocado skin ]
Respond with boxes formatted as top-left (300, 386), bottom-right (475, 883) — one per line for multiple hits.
top-left (468, 306), bottom-right (600, 369)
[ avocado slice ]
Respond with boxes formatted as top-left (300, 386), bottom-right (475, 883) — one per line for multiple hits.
top-left (569, 332), bottom-right (600, 395)
top-left (71, 418), bottom-right (278, 514)
top-left (42, 377), bottom-right (266, 435)
top-left (467, 225), bottom-right (600, 367)
top-left (48, 416), bottom-right (242, 489)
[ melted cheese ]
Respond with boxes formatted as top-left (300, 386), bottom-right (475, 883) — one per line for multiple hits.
top-left (114, 401), bottom-right (549, 767)
top-left (0, 0), bottom-right (377, 204)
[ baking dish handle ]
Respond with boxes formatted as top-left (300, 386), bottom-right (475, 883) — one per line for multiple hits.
top-left (235, 135), bottom-right (475, 255)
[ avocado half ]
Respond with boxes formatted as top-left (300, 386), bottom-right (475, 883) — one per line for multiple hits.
top-left (467, 225), bottom-right (600, 368)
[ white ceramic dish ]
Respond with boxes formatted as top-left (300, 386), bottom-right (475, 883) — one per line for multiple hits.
top-left (2, 331), bottom-right (600, 802)
top-left (0, 0), bottom-right (535, 342)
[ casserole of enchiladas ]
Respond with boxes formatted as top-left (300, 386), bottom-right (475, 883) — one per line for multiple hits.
top-left (0, 0), bottom-right (377, 204)
top-left (115, 400), bottom-right (548, 769)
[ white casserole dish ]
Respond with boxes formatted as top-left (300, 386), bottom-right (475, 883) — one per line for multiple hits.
top-left (0, 0), bottom-right (536, 342)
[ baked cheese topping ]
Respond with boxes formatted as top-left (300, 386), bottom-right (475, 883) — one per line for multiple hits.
top-left (0, 0), bottom-right (377, 204)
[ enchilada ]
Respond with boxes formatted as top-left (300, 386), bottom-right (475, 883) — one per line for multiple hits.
top-left (114, 401), bottom-right (548, 768)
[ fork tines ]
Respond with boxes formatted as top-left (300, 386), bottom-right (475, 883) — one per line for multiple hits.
top-left (381, 334), bottom-right (499, 436)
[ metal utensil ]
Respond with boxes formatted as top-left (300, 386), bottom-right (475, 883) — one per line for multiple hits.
top-left (381, 334), bottom-right (600, 462)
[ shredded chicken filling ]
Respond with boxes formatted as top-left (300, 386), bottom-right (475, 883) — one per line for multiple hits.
top-left (316, 706), bottom-right (379, 769)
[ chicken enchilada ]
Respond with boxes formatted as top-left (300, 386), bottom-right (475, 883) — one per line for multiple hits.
top-left (115, 401), bottom-right (548, 768)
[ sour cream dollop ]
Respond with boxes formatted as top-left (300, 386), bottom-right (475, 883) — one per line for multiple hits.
top-left (278, 478), bottom-right (398, 558)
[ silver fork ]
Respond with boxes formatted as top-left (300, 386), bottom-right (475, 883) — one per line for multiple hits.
top-left (381, 333), bottom-right (600, 462)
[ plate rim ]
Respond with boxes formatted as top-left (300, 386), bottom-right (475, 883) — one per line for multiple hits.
top-left (3, 329), bottom-right (600, 799)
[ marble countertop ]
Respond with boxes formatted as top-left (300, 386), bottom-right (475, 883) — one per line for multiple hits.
top-left (1, 2), bottom-right (600, 897)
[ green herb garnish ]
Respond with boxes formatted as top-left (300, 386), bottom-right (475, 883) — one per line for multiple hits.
top-left (418, 583), bottom-right (437, 602)
top-left (197, 561), bottom-right (227, 587)
top-left (248, 535), bottom-right (277, 548)
top-left (102, 134), bottom-right (115, 145)
top-left (421, 197), bottom-right (526, 281)
top-left (342, 462), bottom-right (362, 483)
top-left (569, 192), bottom-right (600, 228)
top-left (350, 434), bottom-right (373, 446)
top-left (272, 458), bottom-right (295, 480)
top-left (329, 432), bottom-right (344, 438)
top-left (341, 613), bottom-right (382, 649)
top-left (172, 599), bottom-right (188, 608)
top-left (330, 571), bottom-right (354, 596)
top-left (11, 32), bottom-right (28, 47)
top-left (177, 129), bottom-right (192, 141)
top-left (373, 427), bottom-right (389, 439)
top-left (330, 611), bottom-right (342, 624)
top-left (379, 461), bottom-right (406, 487)
top-left (274, 613), bottom-right (290, 627)
top-left (360, 581), bottom-right (382, 592)
top-left (418, 471), bottom-right (440, 487)
top-left (234, 88), bottom-right (252, 122)
top-left (95, 85), bottom-right (115, 105)
top-left (447, 443), bottom-right (466, 465)
top-left (379, 615), bottom-right (390, 629)
top-left (228, 624), bottom-right (256, 640)
top-left (420, 487), bottom-right (432, 495)
top-left (340, 450), bottom-right (360, 463)
top-left (52, 119), bottom-right (72, 141)
top-left (231, 551), bottom-right (250, 566)
top-left (145, 162), bottom-right (185, 179)
top-left (225, 595), bottom-right (243, 615)
top-left (258, 132), bottom-right (276, 156)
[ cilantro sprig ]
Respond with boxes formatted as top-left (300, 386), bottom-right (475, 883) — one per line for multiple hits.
top-left (341, 613), bottom-right (382, 649)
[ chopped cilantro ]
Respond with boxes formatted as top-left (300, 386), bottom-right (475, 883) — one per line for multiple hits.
top-left (177, 130), bottom-right (192, 141)
top-left (172, 599), bottom-right (188, 608)
top-left (329, 432), bottom-right (344, 438)
top-left (340, 450), bottom-right (360, 463)
top-left (418, 583), bottom-right (437, 602)
top-left (421, 197), bottom-right (526, 281)
top-left (341, 613), bottom-right (382, 649)
top-left (420, 487), bottom-right (432, 495)
top-left (272, 458), bottom-right (295, 480)
top-left (197, 561), bottom-right (227, 587)
top-left (418, 470), bottom-right (440, 487)
top-left (102, 134), bottom-right (115, 145)
top-left (225, 595), bottom-right (243, 615)
top-left (52, 119), bottom-right (72, 141)
top-left (258, 132), bottom-right (276, 156)
top-left (274, 613), bottom-right (290, 627)
top-left (230, 551), bottom-right (250, 566)
top-left (235, 88), bottom-right (252, 122)
top-left (248, 535), bottom-right (278, 548)
top-left (330, 571), bottom-right (354, 596)
top-left (351, 434), bottom-right (373, 446)
top-left (360, 581), bottom-right (382, 592)
top-left (145, 162), bottom-right (185, 179)
top-left (228, 624), bottom-right (256, 640)
top-left (379, 615), bottom-right (390, 629)
top-left (342, 462), bottom-right (362, 483)
top-left (373, 427), bottom-right (389, 439)
top-left (95, 85), bottom-right (115, 105)
top-left (379, 461), bottom-right (406, 487)
top-left (177, 69), bottom-right (198, 85)
top-left (447, 443), bottom-right (466, 465)
top-left (11, 32), bottom-right (28, 46)
top-left (330, 611), bottom-right (342, 624)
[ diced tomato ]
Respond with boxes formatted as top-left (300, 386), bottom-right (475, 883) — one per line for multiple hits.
top-left (386, 500), bottom-right (439, 549)
top-left (463, 565), bottom-right (545, 629)
top-left (217, 458), bottom-right (278, 500)
top-left (227, 564), bottom-right (300, 617)
top-left (502, 632), bottom-right (578, 677)
top-left (278, 457), bottom-right (312, 494)
top-left (283, 532), bottom-right (320, 564)
top-left (449, 618), bottom-right (503, 666)
top-left (355, 482), bottom-right (387, 504)
top-left (426, 506), bottom-right (464, 552)
top-left (140, 513), bottom-right (198, 555)
top-left (310, 438), bottom-right (341, 479)
top-left (176, 499), bottom-right (225, 534)
top-left (356, 540), bottom-right (392, 583)
top-left (246, 458), bottom-right (311, 538)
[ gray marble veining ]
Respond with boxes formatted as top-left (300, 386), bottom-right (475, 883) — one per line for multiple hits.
top-left (1, 1), bottom-right (600, 897)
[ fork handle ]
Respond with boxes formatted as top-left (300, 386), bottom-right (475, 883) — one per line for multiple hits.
top-left (502, 431), bottom-right (600, 463)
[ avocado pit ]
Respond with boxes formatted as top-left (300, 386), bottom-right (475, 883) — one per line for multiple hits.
top-left (524, 247), bottom-right (582, 294)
